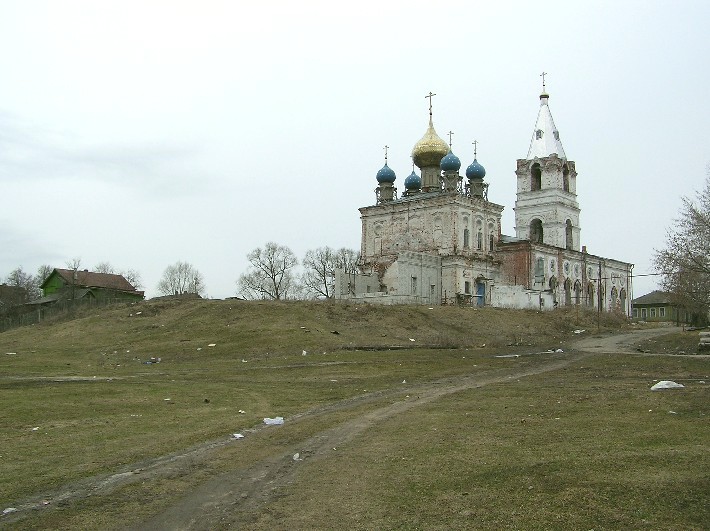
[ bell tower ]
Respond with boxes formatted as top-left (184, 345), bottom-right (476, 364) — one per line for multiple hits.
top-left (514, 75), bottom-right (581, 250)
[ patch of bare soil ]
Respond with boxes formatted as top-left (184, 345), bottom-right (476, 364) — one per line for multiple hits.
top-left (2, 327), bottom-right (676, 529)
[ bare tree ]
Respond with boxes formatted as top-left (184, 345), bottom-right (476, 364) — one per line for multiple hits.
top-left (36, 264), bottom-right (53, 287)
top-left (5, 266), bottom-right (40, 301)
top-left (94, 262), bottom-right (116, 274)
top-left (300, 247), bottom-right (359, 299)
top-left (157, 261), bottom-right (206, 296)
top-left (237, 242), bottom-right (298, 300)
top-left (122, 269), bottom-right (143, 289)
top-left (653, 170), bottom-right (710, 324)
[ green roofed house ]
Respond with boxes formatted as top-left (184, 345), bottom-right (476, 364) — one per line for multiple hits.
top-left (631, 290), bottom-right (691, 324)
top-left (34, 268), bottom-right (144, 305)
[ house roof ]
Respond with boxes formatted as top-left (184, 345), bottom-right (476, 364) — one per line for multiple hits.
top-left (43, 269), bottom-right (138, 292)
top-left (631, 290), bottom-right (674, 305)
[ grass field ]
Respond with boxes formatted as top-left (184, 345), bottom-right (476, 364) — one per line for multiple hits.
top-left (1, 299), bottom-right (707, 529)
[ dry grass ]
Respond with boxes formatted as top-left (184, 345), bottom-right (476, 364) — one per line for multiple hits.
top-left (1, 299), bottom-right (707, 529)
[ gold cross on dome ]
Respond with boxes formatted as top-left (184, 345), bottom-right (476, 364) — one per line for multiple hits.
top-left (425, 92), bottom-right (436, 116)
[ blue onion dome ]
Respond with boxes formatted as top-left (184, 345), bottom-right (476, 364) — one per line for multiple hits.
top-left (411, 117), bottom-right (450, 169)
top-left (404, 170), bottom-right (422, 190)
top-left (466, 158), bottom-right (486, 180)
top-left (440, 149), bottom-right (461, 171)
top-left (376, 163), bottom-right (396, 183)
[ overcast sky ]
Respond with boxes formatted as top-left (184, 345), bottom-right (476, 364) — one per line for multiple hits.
top-left (1, 0), bottom-right (708, 299)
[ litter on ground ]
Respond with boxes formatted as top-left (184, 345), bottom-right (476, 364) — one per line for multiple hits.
top-left (650, 380), bottom-right (685, 390)
top-left (293, 452), bottom-right (301, 461)
top-left (264, 417), bottom-right (284, 425)
top-left (238, 409), bottom-right (246, 414)
top-left (208, 343), bottom-right (216, 347)
top-left (409, 338), bottom-right (416, 342)
top-left (231, 433), bottom-right (244, 440)
top-left (302, 350), bottom-right (307, 356)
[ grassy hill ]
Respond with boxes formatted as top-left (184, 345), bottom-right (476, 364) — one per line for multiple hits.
top-left (1, 299), bottom-right (707, 529)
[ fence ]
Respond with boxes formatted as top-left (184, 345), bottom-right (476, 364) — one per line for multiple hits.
top-left (0, 298), bottom-right (137, 333)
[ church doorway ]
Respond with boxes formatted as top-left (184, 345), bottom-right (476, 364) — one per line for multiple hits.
top-left (475, 280), bottom-right (485, 307)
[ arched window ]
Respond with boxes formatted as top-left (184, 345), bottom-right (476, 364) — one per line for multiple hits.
top-left (531, 163), bottom-right (542, 191)
top-left (587, 282), bottom-right (595, 307)
top-left (534, 257), bottom-right (545, 284)
top-left (574, 280), bottom-right (582, 305)
top-left (611, 286), bottom-right (618, 310)
top-left (530, 219), bottom-right (543, 244)
top-left (564, 278), bottom-right (572, 306)
top-left (489, 233), bottom-right (494, 251)
top-left (563, 164), bottom-right (570, 192)
top-left (477, 230), bottom-right (483, 250)
top-left (565, 220), bottom-right (573, 250)
top-left (463, 228), bottom-right (470, 248)
top-left (620, 289), bottom-right (627, 313)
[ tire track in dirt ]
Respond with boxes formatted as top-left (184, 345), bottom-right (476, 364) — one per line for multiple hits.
top-left (133, 352), bottom-right (586, 530)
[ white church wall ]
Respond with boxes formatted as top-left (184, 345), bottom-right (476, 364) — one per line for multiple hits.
top-left (491, 285), bottom-right (555, 310)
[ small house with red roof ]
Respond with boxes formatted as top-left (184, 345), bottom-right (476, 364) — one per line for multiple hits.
top-left (35, 268), bottom-right (144, 304)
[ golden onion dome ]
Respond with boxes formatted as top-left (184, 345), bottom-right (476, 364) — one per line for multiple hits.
top-left (411, 117), bottom-right (450, 169)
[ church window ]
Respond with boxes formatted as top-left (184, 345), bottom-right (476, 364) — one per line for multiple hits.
top-left (531, 163), bottom-right (542, 191)
top-left (530, 219), bottom-right (543, 243)
top-left (563, 164), bottom-right (570, 192)
top-left (489, 234), bottom-right (494, 251)
top-left (411, 277), bottom-right (417, 295)
top-left (465, 281), bottom-right (471, 294)
top-left (477, 230), bottom-right (483, 250)
top-left (564, 278), bottom-right (572, 306)
top-left (620, 289), bottom-right (627, 311)
top-left (534, 257), bottom-right (544, 284)
top-left (464, 228), bottom-right (470, 248)
top-left (535, 129), bottom-right (543, 139)
top-left (565, 220), bottom-right (573, 250)
top-left (553, 131), bottom-right (560, 141)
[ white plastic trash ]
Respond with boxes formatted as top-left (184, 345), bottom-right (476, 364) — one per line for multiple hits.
top-left (263, 417), bottom-right (284, 425)
top-left (650, 380), bottom-right (685, 390)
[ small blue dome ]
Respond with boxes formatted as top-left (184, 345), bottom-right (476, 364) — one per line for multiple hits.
top-left (404, 170), bottom-right (421, 190)
top-left (466, 158), bottom-right (486, 180)
top-left (440, 150), bottom-right (461, 172)
top-left (376, 163), bottom-right (396, 183)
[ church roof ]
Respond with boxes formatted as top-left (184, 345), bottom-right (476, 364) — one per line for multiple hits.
top-left (526, 92), bottom-right (566, 160)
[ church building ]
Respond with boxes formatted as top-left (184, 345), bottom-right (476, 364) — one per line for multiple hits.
top-left (334, 84), bottom-right (633, 314)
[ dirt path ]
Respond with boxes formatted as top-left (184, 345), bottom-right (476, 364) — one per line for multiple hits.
top-left (2, 327), bottom-right (678, 528)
